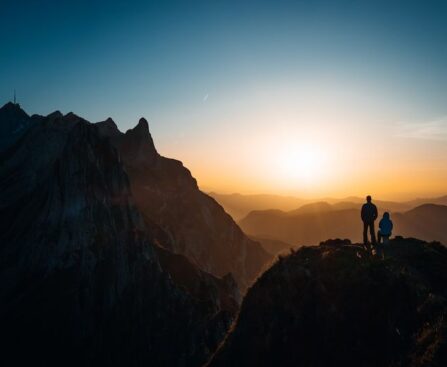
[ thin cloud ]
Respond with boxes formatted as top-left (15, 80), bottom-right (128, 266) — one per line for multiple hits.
top-left (396, 115), bottom-right (447, 141)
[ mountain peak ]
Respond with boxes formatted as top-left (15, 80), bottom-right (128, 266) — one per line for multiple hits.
top-left (1, 101), bottom-right (19, 111)
top-left (96, 117), bottom-right (121, 140)
top-left (0, 102), bottom-right (31, 151)
top-left (124, 117), bottom-right (151, 138)
top-left (139, 117), bottom-right (148, 125)
top-left (118, 117), bottom-right (158, 166)
top-left (0, 101), bottom-right (28, 117)
top-left (135, 117), bottom-right (149, 133)
top-left (47, 111), bottom-right (63, 120)
top-left (64, 112), bottom-right (81, 121)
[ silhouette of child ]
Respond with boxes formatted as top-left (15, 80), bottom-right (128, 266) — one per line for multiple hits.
top-left (378, 212), bottom-right (393, 244)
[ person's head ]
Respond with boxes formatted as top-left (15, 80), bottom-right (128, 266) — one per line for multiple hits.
top-left (383, 212), bottom-right (390, 219)
top-left (366, 195), bottom-right (372, 203)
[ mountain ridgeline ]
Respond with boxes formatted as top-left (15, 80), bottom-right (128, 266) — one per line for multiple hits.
top-left (0, 103), bottom-right (270, 366)
top-left (208, 192), bottom-right (432, 220)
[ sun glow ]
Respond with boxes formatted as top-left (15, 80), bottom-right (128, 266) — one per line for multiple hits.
top-left (277, 143), bottom-right (327, 183)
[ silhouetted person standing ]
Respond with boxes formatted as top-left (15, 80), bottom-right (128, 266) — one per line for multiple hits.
top-left (361, 195), bottom-right (378, 249)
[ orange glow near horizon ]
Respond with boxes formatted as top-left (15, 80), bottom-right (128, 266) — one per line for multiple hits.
top-left (5, 0), bottom-right (447, 203)
top-left (156, 99), bottom-right (447, 201)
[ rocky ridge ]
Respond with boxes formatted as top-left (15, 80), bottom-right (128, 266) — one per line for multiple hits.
top-left (209, 237), bottom-right (447, 367)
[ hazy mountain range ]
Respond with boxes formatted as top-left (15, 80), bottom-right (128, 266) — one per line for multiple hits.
top-left (210, 192), bottom-right (447, 220)
top-left (238, 202), bottom-right (447, 253)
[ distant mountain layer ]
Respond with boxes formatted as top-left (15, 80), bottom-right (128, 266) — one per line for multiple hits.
top-left (208, 238), bottom-right (447, 367)
top-left (208, 192), bottom-right (307, 220)
top-left (210, 192), bottom-right (447, 221)
top-left (0, 103), bottom-right (270, 365)
top-left (239, 202), bottom-right (447, 249)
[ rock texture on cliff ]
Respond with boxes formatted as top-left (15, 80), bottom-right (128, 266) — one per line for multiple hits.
top-left (97, 117), bottom-right (272, 290)
top-left (0, 107), bottom-right (239, 366)
top-left (209, 238), bottom-right (447, 367)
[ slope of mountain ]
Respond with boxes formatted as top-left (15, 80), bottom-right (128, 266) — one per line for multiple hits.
top-left (239, 204), bottom-right (447, 248)
top-left (0, 107), bottom-right (240, 366)
top-left (287, 201), bottom-right (334, 215)
top-left (97, 118), bottom-right (272, 290)
top-left (208, 238), bottom-right (447, 367)
top-left (405, 195), bottom-right (447, 208)
top-left (248, 235), bottom-right (295, 256)
top-left (393, 204), bottom-right (447, 243)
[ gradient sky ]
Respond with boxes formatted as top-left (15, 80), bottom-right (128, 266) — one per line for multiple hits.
top-left (2, 0), bottom-right (447, 200)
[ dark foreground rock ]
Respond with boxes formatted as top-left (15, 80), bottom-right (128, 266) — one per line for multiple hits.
top-left (208, 238), bottom-right (447, 367)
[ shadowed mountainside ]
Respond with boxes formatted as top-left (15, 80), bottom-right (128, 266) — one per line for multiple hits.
top-left (97, 118), bottom-right (272, 290)
top-left (239, 203), bottom-right (447, 251)
top-left (0, 103), bottom-right (262, 366)
top-left (209, 238), bottom-right (447, 367)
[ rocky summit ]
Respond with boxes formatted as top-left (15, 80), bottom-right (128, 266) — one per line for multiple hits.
top-left (209, 237), bottom-right (447, 367)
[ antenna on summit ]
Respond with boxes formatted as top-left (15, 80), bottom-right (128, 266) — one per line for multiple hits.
top-left (13, 89), bottom-right (16, 105)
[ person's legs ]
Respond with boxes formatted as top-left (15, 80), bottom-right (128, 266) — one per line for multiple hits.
top-left (378, 230), bottom-right (382, 244)
top-left (370, 222), bottom-right (377, 245)
top-left (380, 236), bottom-right (389, 259)
top-left (363, 222), bottom-right (368, 245)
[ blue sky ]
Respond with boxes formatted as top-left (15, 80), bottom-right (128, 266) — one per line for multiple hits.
top-left (2, 0), bottom-right (447, 198)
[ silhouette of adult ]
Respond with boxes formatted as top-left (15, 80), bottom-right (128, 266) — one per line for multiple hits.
top-left (361, 195), bottom-right (378, 248)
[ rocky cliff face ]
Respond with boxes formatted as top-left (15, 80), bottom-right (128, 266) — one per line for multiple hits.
top-left (97, 118), bottom-right (272, 291)
top-left (0, 107), bottom-right (238, 366)
top-left (209, 238), bottom-right (447, 367)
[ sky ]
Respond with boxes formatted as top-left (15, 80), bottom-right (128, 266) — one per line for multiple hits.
top-left (1, 0), bottom-right (447, 200)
